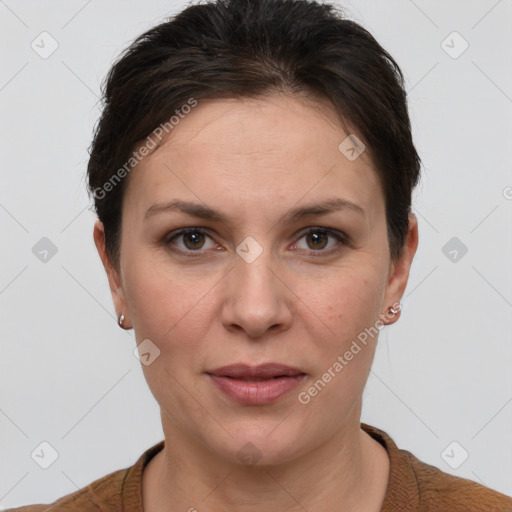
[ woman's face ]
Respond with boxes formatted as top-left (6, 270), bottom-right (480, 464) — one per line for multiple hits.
top-left (95, 93), bottom-right (417, 466)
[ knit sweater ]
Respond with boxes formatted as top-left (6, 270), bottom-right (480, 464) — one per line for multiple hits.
top-left (7, 423), bottom-right (512, 511)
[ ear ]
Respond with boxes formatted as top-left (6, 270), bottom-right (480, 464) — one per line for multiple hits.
top-left (381, 212), bottom-right (419, 325)
top-left (93, 219), bottom-right (131, 328)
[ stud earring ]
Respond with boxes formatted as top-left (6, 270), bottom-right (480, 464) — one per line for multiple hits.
top-left (387, 302), bottom-right (402, 317)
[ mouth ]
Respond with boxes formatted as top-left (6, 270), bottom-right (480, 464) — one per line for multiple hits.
top-left (206, 363), bottom-right (306, 380)
top-left (220, 375), bottom-right (303, 381)
top-left (206, 363), bottom-right (307, 405)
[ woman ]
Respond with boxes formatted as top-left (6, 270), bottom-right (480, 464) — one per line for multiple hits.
top-left (10, 0), bottom-right (512, 510)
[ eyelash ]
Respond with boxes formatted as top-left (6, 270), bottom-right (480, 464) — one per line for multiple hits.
top-left (164, 227), bottom-right (349, 258)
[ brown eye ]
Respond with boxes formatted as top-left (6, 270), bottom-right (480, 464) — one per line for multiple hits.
top-left (167, 228), bottom-right (216, 253)
top-left (305, 231), bottom-right (329, 250)
top-left (182, 231), bottom-right (206, 250)
top-left (294, 228), bottom-right (347, 255)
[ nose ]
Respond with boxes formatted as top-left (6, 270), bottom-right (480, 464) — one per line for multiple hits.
top-left (220, 248), bottom-right (293, 339)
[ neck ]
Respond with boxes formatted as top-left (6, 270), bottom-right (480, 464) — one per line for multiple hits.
top-left (143, 409), bottom-right (389, 512)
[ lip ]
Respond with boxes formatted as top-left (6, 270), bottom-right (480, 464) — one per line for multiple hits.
top-left (206, 363), bottom-right (307, 405)
top-left (207, 363), bottom-right (305, 379)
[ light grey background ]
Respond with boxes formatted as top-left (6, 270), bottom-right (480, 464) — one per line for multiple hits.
top-left (1, 0), bottom-right (511, 508)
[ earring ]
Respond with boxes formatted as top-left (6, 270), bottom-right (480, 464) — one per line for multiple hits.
top-left (387, 302), bottom-right (402, 316)
top-left (118, 313), bottom-right (125, 328)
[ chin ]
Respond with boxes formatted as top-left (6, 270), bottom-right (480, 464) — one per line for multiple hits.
top-left (208, 421), bottom-right (306, 467)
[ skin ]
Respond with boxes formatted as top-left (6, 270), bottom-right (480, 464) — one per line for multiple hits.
top-left (94, 92), bottom-right (419, 512)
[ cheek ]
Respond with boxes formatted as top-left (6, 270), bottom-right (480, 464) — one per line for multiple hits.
top-left (296, 277), bottom-right (382, 415)
top-left (296, 268), bottom-right (384, 346)
top-left (123, 262), bottom-right (216, 414)
top-left (123, 257), bottom-right (218, 360)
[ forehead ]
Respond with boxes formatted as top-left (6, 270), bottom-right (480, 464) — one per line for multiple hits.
top-left (123, 94), bottom-right (384, 226)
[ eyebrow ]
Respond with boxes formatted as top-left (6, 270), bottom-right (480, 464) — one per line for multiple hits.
top-left (144, 197), bottom-right (366, 223)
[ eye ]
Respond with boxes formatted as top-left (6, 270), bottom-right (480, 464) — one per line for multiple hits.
top-left (164, 226), bottom-right (349, 258)
top-left (166, 228), bottom-right (217, 253)
top-left (293, 227), bottom-right (347, 254)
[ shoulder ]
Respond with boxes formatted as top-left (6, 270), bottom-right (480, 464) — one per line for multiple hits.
top-left (3, 440), bottom-right (164, 512)
top-left (361, 423), bottom-right (512, 512)
top-left (405, 450), bottom-right (512, 511)
top-left (3, 466), bottom-right (129, 512)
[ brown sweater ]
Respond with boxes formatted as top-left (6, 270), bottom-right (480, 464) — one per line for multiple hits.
top-left (7, 423), bottom-right (512, 512)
